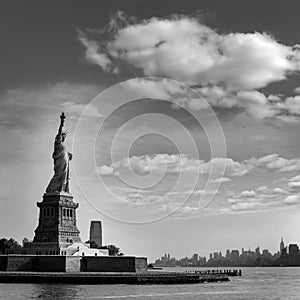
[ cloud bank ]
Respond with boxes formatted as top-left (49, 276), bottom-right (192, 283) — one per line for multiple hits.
top-left (77, 14), bottom-right (300, 122)
top-left (99, 153), bottom-right (300, 178)
top-left (78, 15), bottom-right (300, 90)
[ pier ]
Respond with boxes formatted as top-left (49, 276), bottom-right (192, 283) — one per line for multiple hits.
top-left (195, 269), bottom-right (242, 277)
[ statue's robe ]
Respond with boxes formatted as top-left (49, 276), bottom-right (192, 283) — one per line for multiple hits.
top-left (46, 133), bottom-right (70, 193)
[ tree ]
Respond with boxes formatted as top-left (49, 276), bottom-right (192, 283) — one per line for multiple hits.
top-left (106, 244), bottom-right (122, 256)
top-left (0, 238), bottom-right (21, 254)
top-left (90, 241), bottom-right (99, 249)
top-left (85, 240), bottom-right (100, 249)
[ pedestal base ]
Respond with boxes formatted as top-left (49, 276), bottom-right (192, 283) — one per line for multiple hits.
top-left (27, 192), bottom-right (81, 255)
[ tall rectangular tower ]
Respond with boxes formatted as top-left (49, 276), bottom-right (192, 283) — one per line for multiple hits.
top-left (89, 221), bottom-right (102, 248)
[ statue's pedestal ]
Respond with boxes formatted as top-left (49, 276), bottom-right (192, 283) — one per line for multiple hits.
top-left (24, 192), bottom-right (81, 255)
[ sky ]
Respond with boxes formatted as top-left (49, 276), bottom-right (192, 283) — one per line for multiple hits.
top-left (1, 0), bottom-right (300, 262)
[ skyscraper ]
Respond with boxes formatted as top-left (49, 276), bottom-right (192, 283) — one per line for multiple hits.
top-left (280, 237), bottom-right (285, 254)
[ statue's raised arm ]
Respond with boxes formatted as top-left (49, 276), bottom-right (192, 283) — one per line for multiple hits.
top-left (58, 112), bottom-right (66, 135)
top-left (55, 112), bottom-right (66, 143)
top-left (46, 112), bottom-right (71, 194)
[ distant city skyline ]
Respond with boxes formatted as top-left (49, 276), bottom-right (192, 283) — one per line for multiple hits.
top-left (153, 236), bottom-right (300, 266)
top-left (156, 236), bottom-right (288, 261)
top-left (1, 1), bottom-right (300, 262)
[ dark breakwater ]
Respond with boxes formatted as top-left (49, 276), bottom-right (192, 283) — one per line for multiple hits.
top-left (0, 271), bottom-right (229, 284)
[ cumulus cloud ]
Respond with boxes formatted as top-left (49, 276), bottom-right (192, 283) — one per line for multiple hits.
top-left (284, 96), bottom-right (300, 115)
top-left (99, 153), bottom-right (300, 183)
top-left (201, 157), bottom-right (251, 177)
top-left (77, 31), bottom-right (113, 72)
top-left (98, 165), bottom-right (115, 176)
top-left (288, 174), bottom-right (300, 191)
top-left (231, 201), bottom-right (262, 212)
top-left (157, 202), bottom-right (199, 217)
top-left (78, 16), bottom-right (300, 90)
top-left (228, 191), bottom-right (279, 212)
top-left (256, 186), bottom-right (289, 195)
top-left (180, 206), bottom-right (198, 214)
top-left (240, 190), bottom-right (257, 197)
top-left (210, 177), bottom-right (231, 183)
top-left (245, 153), bottom-right (300, 172)
top-left (227, 181), bottom-right (300, 212)
top-left (124, 78), bottom-right (211, 111)
top-left (115, 154), bottom-right (198, 175)
top-left (294, 87), bottom-right (300, 94)
top-left (289, 174), bottom-right (300, 182)
top-left (124, 78), bottom-right (185, 100)
top-left (124, 78), bottom-right (300, 122)
top-left (77, 14), bottom-right (300, 122)
top-left (288, 181), bottom-right (300, 188)
top-left (98, 153), bottom-right (250, 178)
top-left (284, 195), bottom-right (300, 205)
top-left (108, 185), bottom-right (164, 205)
top-left (167, 189), bottom-right (218, 197)
top-left (97, 152), bottom-right (300, 214)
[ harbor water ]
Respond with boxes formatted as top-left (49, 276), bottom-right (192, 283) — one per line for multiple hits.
top-left (0, 267), bottom-right (300, 299)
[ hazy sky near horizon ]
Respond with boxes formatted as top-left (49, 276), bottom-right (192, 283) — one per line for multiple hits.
top-left (1, 0), bottom-right (300, 261)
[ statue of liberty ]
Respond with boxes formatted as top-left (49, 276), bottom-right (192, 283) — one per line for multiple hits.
top-left (46, 112), bottom-right (73, 193)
